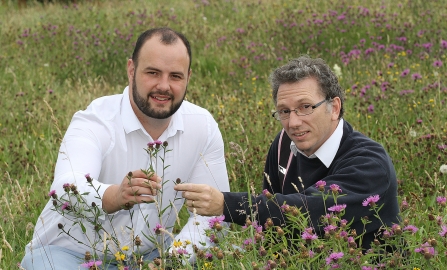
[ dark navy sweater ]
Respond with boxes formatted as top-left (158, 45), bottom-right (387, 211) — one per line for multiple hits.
top-left (223, 120), bottom-right (400, 249)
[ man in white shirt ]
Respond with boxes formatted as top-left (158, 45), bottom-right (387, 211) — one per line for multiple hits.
top-left (21, 27), bottom-right (229, 269)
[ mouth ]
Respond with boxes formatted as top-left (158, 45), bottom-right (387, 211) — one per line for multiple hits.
top-left (150, 94), bottom-right (172, 103)
top-left (292, 131), bottom-right (309, 138)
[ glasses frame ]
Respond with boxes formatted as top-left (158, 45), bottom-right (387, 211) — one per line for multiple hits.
top-left (272, 99), bottom-right (329, 120)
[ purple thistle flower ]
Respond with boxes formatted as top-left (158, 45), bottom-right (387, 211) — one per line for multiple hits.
top-left (325, 251), bottom-right (344, 265)
top-left (61, 202), bottom-right (70, 211)
top-left (48, 190), bottom-right (56, 197)
top-left (208, 215), bottom-right (225, 229)
top-left (330, 184), bottom-right (342, 193)
top-left (147, 142), bottom-right (155, 147)
top-left (324, 224), bottom-right (338, 233)
top-left (362, 194), bottom-right (380, 207)
top-left (436, 196), bottom-right (447, 205)
top-left (387, 62), bottom-right (394, 68)
top-left (433, 60), bottom-right (443, 67)
top-left (154, 140), bottom-right (163, 145)
top-left (439, 225), bottom-right (447, 237)
top-left (367, 104), bottom-right (374, 113)
top-left (243, 238), bottom-right (254, 246)
top-left (80, 260), bottom-right (102, 268)
top-left (438, 144), bottom-right (447, 150)
top-left (414, 242), bottom-right (435, 256)
top-left (417, 119), bottom-right (423, 124)
top-left (176, 248), bottom-right (188, 255)
top-left (315, 180), bottom-right (326, 191)
top-left (411, 73), bottom-right (422, 80)
top-left (328, 204), bottom-right (347, 213)
top-left (400, 69), bottom-right (410, 77)
top-left (403, 225), bottom-right (418, 234)
top-left (301, 228), bottom-right (318, 242)
top-left (153, 223), bottom-right (163, 234)
top-left (441, 40), bottom-right (447, 49)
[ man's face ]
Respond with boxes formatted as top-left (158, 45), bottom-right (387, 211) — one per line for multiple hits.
top-left (127, 35), bottom-right (191, 119)
top-left (276, 77), bottom-right (341, 156)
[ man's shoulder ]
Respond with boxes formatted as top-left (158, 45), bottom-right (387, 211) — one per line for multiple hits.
top-left (179, 100), bottom-right (212, 116)
top-left (75, 93), bottom-right (123, 120)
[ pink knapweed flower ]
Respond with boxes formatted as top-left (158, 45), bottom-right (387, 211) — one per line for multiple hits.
top-left (315, 180), bottom-right (326, 191)
top-left (301, 228), bottom-right (318, 242)
top-left (433, 60), bottom-right (443, 67)
top-left (81, 260), bottom-right (102, 268)
top-left (208, 215), bottom-right (225, 229)
top-left (330, 184), bottom-right (342, 193)
top-left (153, 223), bottom-right (163, 234)
top-left (326, 251), bottom-right (344, 265)
top-left (48, 190), bottom-right (56, 197)
top-left (403, 225), bottom-right (418, 234)
top-left (328, 204), bottom-right (347, 213)
top-left (362, 195), bottom-right (380, 207)
top-left (439, 225), bottom-right (447, 237)
top-left (415, 242), bottom-right (436, 256)
top-left (437, 196), bottom-right (447, 205)
top-left (61, 202), bottom-right (70, 211)
top-left (400, 69), bottom-right (410, 77)
top-left (367, 104), bottom-right (374, 113)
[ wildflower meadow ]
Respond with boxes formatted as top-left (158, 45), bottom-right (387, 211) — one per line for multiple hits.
top-left (1, 0), bottom-right (446, 269)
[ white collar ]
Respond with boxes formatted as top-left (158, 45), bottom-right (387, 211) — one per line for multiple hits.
top-left (291, 119), bottom-right (344, 168)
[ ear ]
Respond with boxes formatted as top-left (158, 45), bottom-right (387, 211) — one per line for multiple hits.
top-left (331, 97), bottom-right (342, 120)
top-left (187, 69), bottom-right (192, 84)
top-left (127, 59), bottom-right (135, 84)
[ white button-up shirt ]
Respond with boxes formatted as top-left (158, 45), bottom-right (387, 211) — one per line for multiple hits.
top-left (26, 86), bottom-right (229, 258)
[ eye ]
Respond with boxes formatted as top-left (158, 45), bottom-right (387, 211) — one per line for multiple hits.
top-left (279, 109), bottom-right (291, 114)
top-left (301, 104), bottom-right (312, 109)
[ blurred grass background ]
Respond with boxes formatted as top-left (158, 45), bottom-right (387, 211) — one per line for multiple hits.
top-left (0, 0), bottom-right (446, 267)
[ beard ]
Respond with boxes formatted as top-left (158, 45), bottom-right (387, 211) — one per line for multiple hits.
top-left (132, 75), bottom-right (186, 119)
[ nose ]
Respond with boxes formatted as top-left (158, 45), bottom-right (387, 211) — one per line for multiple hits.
top-left (156, 75), bottom-right (170, 91)
top-left (286, 111), bottom-right (303, 128)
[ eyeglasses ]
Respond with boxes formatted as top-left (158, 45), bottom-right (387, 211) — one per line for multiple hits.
top-left (272, 99), bottom-right (329, 120)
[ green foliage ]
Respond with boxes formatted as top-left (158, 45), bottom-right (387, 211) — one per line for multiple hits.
top-left (1, 0), bottom-right (446, 268)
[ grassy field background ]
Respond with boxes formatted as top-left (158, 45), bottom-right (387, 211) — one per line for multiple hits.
top-left (1, 0), bottom-right (446, 268)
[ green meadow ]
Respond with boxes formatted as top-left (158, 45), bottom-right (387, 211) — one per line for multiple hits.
top-left (1, 0), bottom-right (446, 268)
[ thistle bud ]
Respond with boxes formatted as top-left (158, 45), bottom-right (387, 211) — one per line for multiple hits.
top-left (163, 141), bottom-right (168, 147)
top-left (176, 178), bottom-right (181, 184)
top-left (58, 223), bottom-right (64, 229)
top-left (84, 251), bottom-right (91, 261)
top-left (259, 246), bottom-right (267, 256)
top-left (217, 251), bottom-right (224, 260)
top-left (276, 226), bottom-right (284, 237)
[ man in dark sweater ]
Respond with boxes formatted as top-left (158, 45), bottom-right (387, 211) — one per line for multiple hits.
top-left (175, 55), bottom-right (400, 250)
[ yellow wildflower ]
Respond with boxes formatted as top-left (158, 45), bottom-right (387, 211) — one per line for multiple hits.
top-left (173, 240), bottom-right (182, 248)
top-left (121, 246), bottom-right (129, 251)
top-left (115, 251), bottom-right (125, 261)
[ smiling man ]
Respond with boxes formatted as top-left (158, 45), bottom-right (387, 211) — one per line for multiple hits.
top-left (175, 55), bottom-right (400, 251)
top-left (22, 27), bottom-right (229, 269)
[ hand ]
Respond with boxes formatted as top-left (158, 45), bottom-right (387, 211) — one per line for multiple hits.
top-left (174, 183), bottom-right (224, 216)
top-left (102, 170), bottom-right (161, 213)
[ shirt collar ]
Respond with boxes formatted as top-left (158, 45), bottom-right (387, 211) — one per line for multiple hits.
top-left (121, 86), bottom-right (185, 139)
top-left (291, 118), bottom-right (344, 168)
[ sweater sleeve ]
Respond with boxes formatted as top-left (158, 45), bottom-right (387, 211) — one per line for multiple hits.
top-left (223, 135), bottom-right (399, 239)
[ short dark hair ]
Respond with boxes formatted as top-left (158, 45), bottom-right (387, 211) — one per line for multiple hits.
top-left (269, 55), bottom-right (345, 119)
top-left (131, 27), bottom-right (192, 71)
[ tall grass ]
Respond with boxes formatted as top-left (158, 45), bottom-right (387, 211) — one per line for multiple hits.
top-left (1, 0), bottom-right (446, 268)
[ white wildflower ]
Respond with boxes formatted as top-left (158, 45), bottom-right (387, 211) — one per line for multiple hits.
top-left (409, 129), bottom-right (417, 137)
top-left (333, 64), bottom-right (342, 78)
top-left (440, 164), bottom-right (447, 174)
